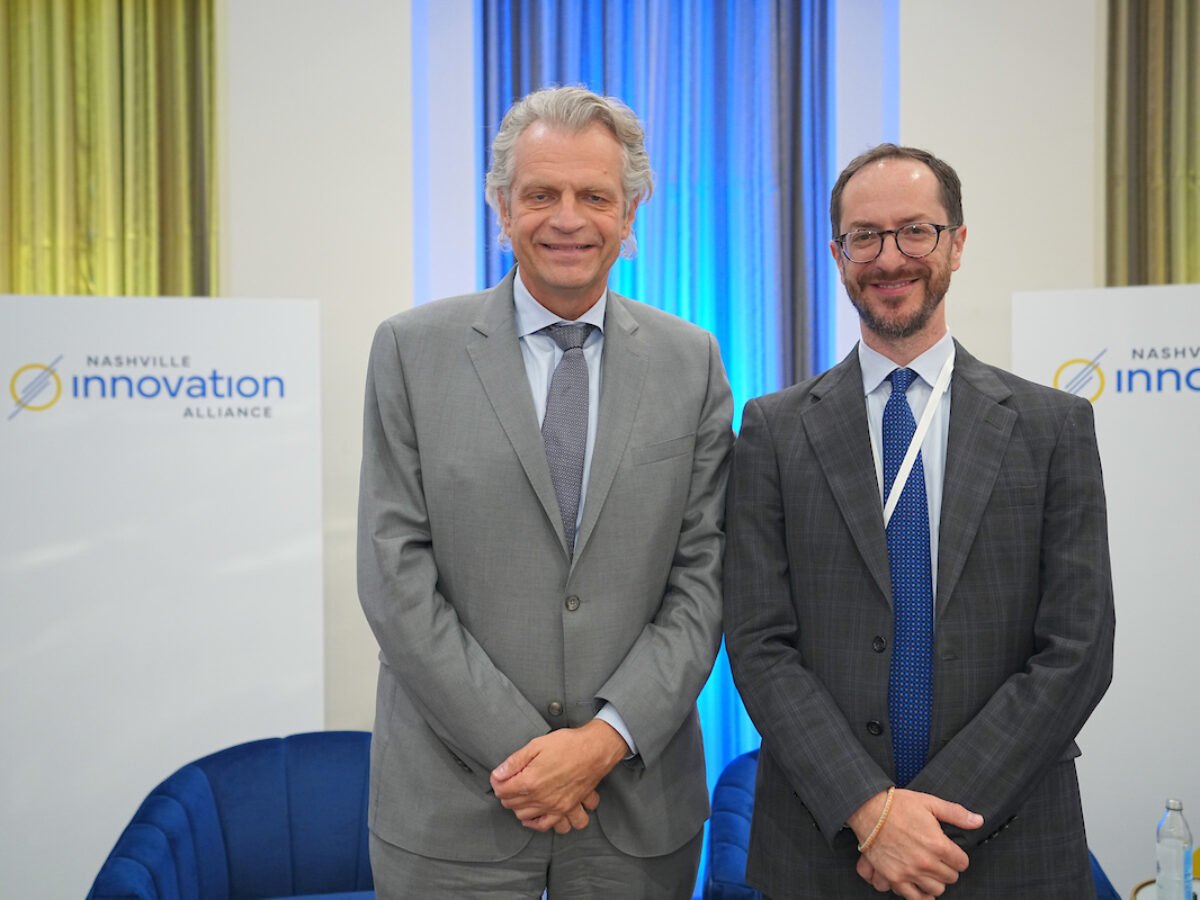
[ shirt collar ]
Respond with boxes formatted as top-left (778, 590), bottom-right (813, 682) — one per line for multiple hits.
top-left (859, 331), bottom-right (956, 395)
top-left (513, 266), bottom-right (607, 338)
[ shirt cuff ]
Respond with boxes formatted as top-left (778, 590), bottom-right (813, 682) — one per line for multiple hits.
top-left (595, 702), bottom-right (637, 758)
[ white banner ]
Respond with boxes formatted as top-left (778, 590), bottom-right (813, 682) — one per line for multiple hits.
top-left (0, 296), bottom-right (324, 898)
top-left (1013, 283), bottom-right (1200, 894)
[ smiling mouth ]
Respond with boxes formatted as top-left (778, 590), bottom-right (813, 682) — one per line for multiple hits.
top-left (871, 277), bottom-right (920, 292)
top-left (543, 243), bottom-right (594, 251)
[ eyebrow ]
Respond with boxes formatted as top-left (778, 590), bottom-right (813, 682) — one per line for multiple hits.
top-left (519, 182), bottom-right (617, 195)
top-left (844, 215), bottom-right (938, 230)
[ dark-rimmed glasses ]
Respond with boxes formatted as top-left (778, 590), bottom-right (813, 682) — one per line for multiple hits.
top-left (834, 223), bottom-right (960, 263)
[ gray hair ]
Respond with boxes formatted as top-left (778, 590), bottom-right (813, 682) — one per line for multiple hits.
top-left (485, 85), bottom-right (655, 258)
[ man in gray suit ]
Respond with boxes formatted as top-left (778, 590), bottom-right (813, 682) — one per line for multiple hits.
top-left (357, 86), bottom-right (733, 898)
top-left (723, 144), bottom-right (1115, 899)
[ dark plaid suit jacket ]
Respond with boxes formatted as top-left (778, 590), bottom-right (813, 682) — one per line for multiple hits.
top-left (723, 341), bottom-right (1115, 899)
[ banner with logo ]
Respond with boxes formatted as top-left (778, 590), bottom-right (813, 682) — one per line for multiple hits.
top-left (1012, 283), bottom-right (1199, 892)
top-left (0, 296), bottom-right (324, 898)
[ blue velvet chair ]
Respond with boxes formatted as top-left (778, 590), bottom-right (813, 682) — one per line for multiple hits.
top-left (702, 749), bottom-right (762, 899)
top-left (702, 748), bottom-right (1121, 900)
top-left (87, 730), bottom-right (375, 900)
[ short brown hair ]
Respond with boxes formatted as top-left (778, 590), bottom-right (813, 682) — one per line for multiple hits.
top-left (830, 143), bottom-right (963, 237)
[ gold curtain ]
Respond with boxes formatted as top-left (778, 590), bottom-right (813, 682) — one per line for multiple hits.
top-left (1107, 0), bottom-right (1200, 286)
top-left (0, 0), bottom-right (216, 296)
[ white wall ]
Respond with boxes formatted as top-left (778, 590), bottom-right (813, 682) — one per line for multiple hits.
top-left (411, 0), bottom-right (480, 304)
top-left (829, 0), bottom-right (1107, 369)
top-left (222, 0), bottom-right (413, 731)
top-left (898, 0), bottom-right (1107, 368)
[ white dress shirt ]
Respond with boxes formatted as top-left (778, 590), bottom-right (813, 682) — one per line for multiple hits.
top-left (512, 268), bottom-right (636, 755)
top-left (858, 332), bottom-right (955, 600)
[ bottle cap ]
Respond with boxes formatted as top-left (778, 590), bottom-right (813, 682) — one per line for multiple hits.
top-left (1166, 798), bottom-right (1183, 810)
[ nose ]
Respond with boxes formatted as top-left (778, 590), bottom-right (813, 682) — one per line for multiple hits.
top-left (874, 231), bottom-right (908, 268)
top-left (550, 195), bottom-right (585, 231)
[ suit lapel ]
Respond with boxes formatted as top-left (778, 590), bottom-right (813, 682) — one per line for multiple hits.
top-left (802, 350), bottom-right (894, 607)
top-left (465, 272), bottom-right (564, 547)
top-left (573, 293), bottom-right (647, 561)
top-left (936, 342), bottom-right (1016, 615)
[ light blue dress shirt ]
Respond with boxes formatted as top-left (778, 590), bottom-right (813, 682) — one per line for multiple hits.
top-left (513, 272), bottom-right (605, 513)
top-left (512, 269), bottom-right (636, 756)
top-left (859, 332), bottom-right (955, 602)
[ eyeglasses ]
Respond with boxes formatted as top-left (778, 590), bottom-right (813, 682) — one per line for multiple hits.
top-left (834, 223), bottom-right (959, 263)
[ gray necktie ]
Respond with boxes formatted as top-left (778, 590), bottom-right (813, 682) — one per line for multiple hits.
top-left (542, 323), bottom-right (593, 557)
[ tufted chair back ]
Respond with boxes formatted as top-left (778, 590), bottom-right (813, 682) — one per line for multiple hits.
top-left (87, 731), bottom-right (374, 900)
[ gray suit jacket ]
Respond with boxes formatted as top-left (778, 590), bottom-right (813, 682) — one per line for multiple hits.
top-left (724, 342), bottom-right (1115, 898)
top-left (357, 270), bottom-right (733, 861)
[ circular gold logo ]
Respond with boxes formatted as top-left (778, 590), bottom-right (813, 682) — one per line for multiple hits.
top-left (1053, 358), bottom-right (1104, 403)
top-left (10, 362), bottom-right (64, 412)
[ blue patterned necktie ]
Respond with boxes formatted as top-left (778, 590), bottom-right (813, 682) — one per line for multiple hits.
top-left (883, 367), bottom-right (934, 787)
top-left (542, 323), bottom-right (593, 557)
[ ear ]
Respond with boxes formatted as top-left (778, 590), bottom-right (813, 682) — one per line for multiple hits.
top-left (621, 199), bottom-right (639, 238)
top-left (829, 239), bottom-right (847, 282)
top-left (497, 189), bottom-right (512, 237)
top-left (949, 224), bottom-right (967, 272)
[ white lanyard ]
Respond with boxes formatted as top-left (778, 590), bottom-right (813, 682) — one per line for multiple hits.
top-left (877, 354), bottom-right (954, 529)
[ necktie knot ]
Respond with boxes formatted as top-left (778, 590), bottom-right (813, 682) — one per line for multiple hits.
top-left (890, 367), bottom-right (917, 394)
top-left (544, 323), bottom-right (593, 352)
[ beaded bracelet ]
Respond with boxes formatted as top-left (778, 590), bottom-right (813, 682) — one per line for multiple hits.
top-left (857, 785), bottom-right (896, 853)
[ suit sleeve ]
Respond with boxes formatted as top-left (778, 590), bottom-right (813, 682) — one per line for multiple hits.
top-left (910, 396), bottom-right (1115, 845)
top-left (357, 320), bottom-right (549, 777)
top-left (724, 397), bottom-right (894, 840)
top-left (592, 331), bottom-right (733, 767)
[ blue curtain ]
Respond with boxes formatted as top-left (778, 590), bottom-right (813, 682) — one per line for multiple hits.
top-left (480, 0), bottom-right (834, 827)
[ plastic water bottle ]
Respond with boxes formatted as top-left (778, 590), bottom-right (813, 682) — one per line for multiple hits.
top-left (1156, 798), bottom-right (1193, 900)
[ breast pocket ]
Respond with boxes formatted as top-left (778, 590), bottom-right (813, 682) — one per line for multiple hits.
top-left (989, 480), bottom-right (1041, 510)
top-left (631, 433), bottom-right (696, 466)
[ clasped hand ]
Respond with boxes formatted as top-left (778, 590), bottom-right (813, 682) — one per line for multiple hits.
top-left (849, 788), bottom-right (983, 900)
top-left (489, 719), bottom-right (627, 835)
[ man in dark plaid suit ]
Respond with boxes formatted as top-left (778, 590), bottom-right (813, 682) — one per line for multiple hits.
top-left (723, 144), bottom-right (1115, 899)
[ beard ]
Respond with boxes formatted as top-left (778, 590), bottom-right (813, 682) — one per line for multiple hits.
top-left (845, 262), bottom-right (952, 340)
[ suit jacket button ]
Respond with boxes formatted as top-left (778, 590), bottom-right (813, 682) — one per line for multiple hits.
top-left (866, 720), bottom-right (884, 736)
top-left (565, 595), bottom-right (581, 611)
top-left (872, 636), bottom-right (887, 652)
top-left (548, 701), bottom-right (564, 717)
